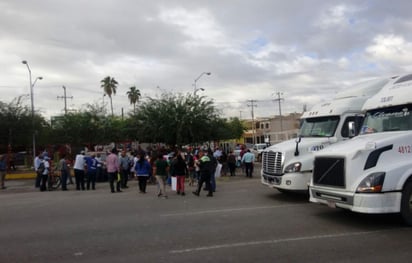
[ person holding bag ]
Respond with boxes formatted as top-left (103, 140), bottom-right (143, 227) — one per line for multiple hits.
top-left (171, 152), bottom-right (188, 196)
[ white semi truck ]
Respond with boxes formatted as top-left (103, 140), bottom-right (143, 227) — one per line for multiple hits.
top-left (309, 73), bottom-right (412, 225)
top-left (261, 78), bottom-right (390, 192)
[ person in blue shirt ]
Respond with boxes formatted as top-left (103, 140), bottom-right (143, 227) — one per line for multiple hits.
top-left (241, 149), bottom-right (255, 178)
top-left (0, 155), bottom-right (7, 190)
top-left (135, 153), bottom-right (152, 193)
top-left (84, 153), bottom-right (98, 190)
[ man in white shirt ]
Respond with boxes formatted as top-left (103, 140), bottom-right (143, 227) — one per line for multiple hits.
top-left (40, 156), bottom-right (50, 191)
top-left (73, 150), bottom-right (86, 190)
top-left (34, 153), bottom-right (43, 188)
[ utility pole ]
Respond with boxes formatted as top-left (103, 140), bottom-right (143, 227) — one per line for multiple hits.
top-left (273, 92), bottom-right (284, 132)
top-left (57, 86), bottom-right (73, 114)
top-left (247, 99), bottom-right (258, 145)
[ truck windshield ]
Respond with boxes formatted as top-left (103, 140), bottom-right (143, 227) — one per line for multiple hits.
top-left (299, 116), bottom-right (340, 137)
top-left (361, 105), bottom-right (412, 134)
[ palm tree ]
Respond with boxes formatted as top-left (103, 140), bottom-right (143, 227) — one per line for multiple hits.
top-left (100, 76), bottom-right (118, 116)
top-left (126, 86), bottom-right (141, 114)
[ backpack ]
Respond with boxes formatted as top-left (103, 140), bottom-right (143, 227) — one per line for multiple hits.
top-left (38, 162), bottom-right (45, 174)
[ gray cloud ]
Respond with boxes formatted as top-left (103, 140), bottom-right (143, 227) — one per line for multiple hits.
top-left (1, 0), bottom-right (412, 119)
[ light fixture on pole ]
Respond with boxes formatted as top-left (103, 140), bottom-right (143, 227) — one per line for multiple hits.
top-left (193, 72), bottom-right (211, 95)
top-left (22, 60), bottom-right (43, 168)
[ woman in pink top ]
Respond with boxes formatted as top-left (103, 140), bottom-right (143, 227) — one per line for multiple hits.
top-left (106, 148), bottom-right (121, 193)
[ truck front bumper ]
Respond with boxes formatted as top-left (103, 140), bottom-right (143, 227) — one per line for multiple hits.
top-left (261, 172), bottom-right (311, 192)
top-left (309, 186), bottom-right (402, 214)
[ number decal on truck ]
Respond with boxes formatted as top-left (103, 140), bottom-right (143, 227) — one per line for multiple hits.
top-left (398, 145), bottom-right (411, 154)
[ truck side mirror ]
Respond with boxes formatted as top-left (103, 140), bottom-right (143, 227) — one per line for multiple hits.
top-left (348, 121), bottom-right (356, 138)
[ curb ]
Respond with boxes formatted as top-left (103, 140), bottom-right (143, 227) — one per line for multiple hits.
top-left (6, 173), bottom-right (36, 180)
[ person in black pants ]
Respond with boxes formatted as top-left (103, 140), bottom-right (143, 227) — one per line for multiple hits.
top-left (73, 151), bottom-right (86, 190)
top-left (193, 149), bottom-right (213, 197)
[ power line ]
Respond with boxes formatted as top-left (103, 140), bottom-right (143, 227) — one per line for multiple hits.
top-left (57, 86), bottom-right (73, 114)
top-left (247, 99), bottom-right (258, 144)
top-left (273, 92), bottom-right (284, 132)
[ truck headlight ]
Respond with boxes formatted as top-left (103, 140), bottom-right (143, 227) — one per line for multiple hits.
top-left (356, 172), bottom-right (385, 193)
top-left (284, 162), bottom-right (301, 173)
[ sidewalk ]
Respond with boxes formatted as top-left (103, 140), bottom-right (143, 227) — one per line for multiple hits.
top-left (1, 162), bottom-right (262, 192)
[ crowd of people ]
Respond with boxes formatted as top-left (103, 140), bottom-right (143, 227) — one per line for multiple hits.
top-left (28, 144), bottom-right (256, 196)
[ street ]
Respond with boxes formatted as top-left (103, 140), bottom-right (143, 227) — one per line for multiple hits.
top-left (1, 166), bottom-right (411, 263)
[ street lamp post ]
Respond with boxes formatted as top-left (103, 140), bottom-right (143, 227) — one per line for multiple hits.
top-left (193, 72), bottom-right (211, 95)
top-left (22, 60), bottom-right (43, 168)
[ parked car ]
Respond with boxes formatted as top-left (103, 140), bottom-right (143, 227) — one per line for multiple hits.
top-left (252, 143), bottom-right (269, 161)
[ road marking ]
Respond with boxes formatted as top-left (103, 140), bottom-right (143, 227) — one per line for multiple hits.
top-left (170, 230), bottom-right (386, 254)
top-left (161, 204), bottom-right (303, 217)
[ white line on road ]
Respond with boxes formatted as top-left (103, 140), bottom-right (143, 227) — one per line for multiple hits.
top-left (170, 230), bottom-right (387, 254)
top-left (161, 204), bottom-right (304, 217)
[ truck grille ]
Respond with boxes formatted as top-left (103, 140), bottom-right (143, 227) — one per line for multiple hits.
top-left (313, 157), bottom-right (345, 187)
top-left (262, 151), bottom-right (283, 175)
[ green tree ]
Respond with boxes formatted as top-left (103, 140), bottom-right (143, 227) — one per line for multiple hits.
top-left (100, 76), bottom-right (118, 116)
top-left (126, 86), bottom-right (141, 114)
top-left (0, 96), bottom-right (50, 153)
top-left (134, 93), bottom-right (219, 146)
top-left (50, 102), bottom-right (107, 147)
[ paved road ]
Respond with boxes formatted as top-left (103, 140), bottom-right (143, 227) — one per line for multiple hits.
top-left (1, 167), bottom-right (411, 262)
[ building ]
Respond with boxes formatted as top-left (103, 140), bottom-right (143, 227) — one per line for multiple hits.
top-left (243, 113), bottom-right (301, 145)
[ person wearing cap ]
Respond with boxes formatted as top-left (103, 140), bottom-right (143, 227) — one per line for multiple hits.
top-left (73, 150), bottom-right (86, 190)
top-left (192, 149), bottom-right (214, 197)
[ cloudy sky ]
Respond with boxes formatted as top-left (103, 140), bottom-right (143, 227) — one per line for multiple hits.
top-left (1, 0), bottom-right (411, 120)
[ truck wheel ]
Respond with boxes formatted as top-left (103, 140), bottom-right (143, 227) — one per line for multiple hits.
top-left (401, 180), bottom-right (412, 226)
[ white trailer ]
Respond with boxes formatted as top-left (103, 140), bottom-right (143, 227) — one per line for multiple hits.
top-left (261, 78), bottom-right (390, 192)
top-left (309, 74), bottom-right (412, 225)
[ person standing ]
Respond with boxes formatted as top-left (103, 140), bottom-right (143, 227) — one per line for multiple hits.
top-left (208, 149), bottom-right (218, 192)
top-left (171, 152), bottom-right (188, 196)
top-left (241, 149), bottom-right (255, 178)
top-left (119, 151), bottom-right (130, 189)
top-left (194, 153), bottom-right (200, 183)
top-left (129, 152), bottom-right (137, 181)
top-left (34, 152), bottom-right (43, 188)
top-left (186, 152), bottom-right (196, 186)
top-left (40, 156), bottom-right (50, 192)
top-left (154, 154), bottom-right (169, 198)
top-left (0, 155), bottom-right (7, 190)
top-left (135, 153), bottom-right (151, 193)
top-left (95, 153), bottom-right (104, 182)
top-left (73, 150), bottom-right (86, 190)
top-left (57, 154), bottom-right (70, 191)
top-left (84, 153), bottom-right (98, 190)
top-left (106, 148), bottom-right (121, 193)
top-left (227, 150), bottom-right (237, 177)
top-left (192, 149), bottom-right (213, 197)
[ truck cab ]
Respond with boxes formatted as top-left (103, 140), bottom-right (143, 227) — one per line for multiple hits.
top-left (309, 74), bottom-right (412, 225)
top-left (261, 78), bottom-right (390, 193)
